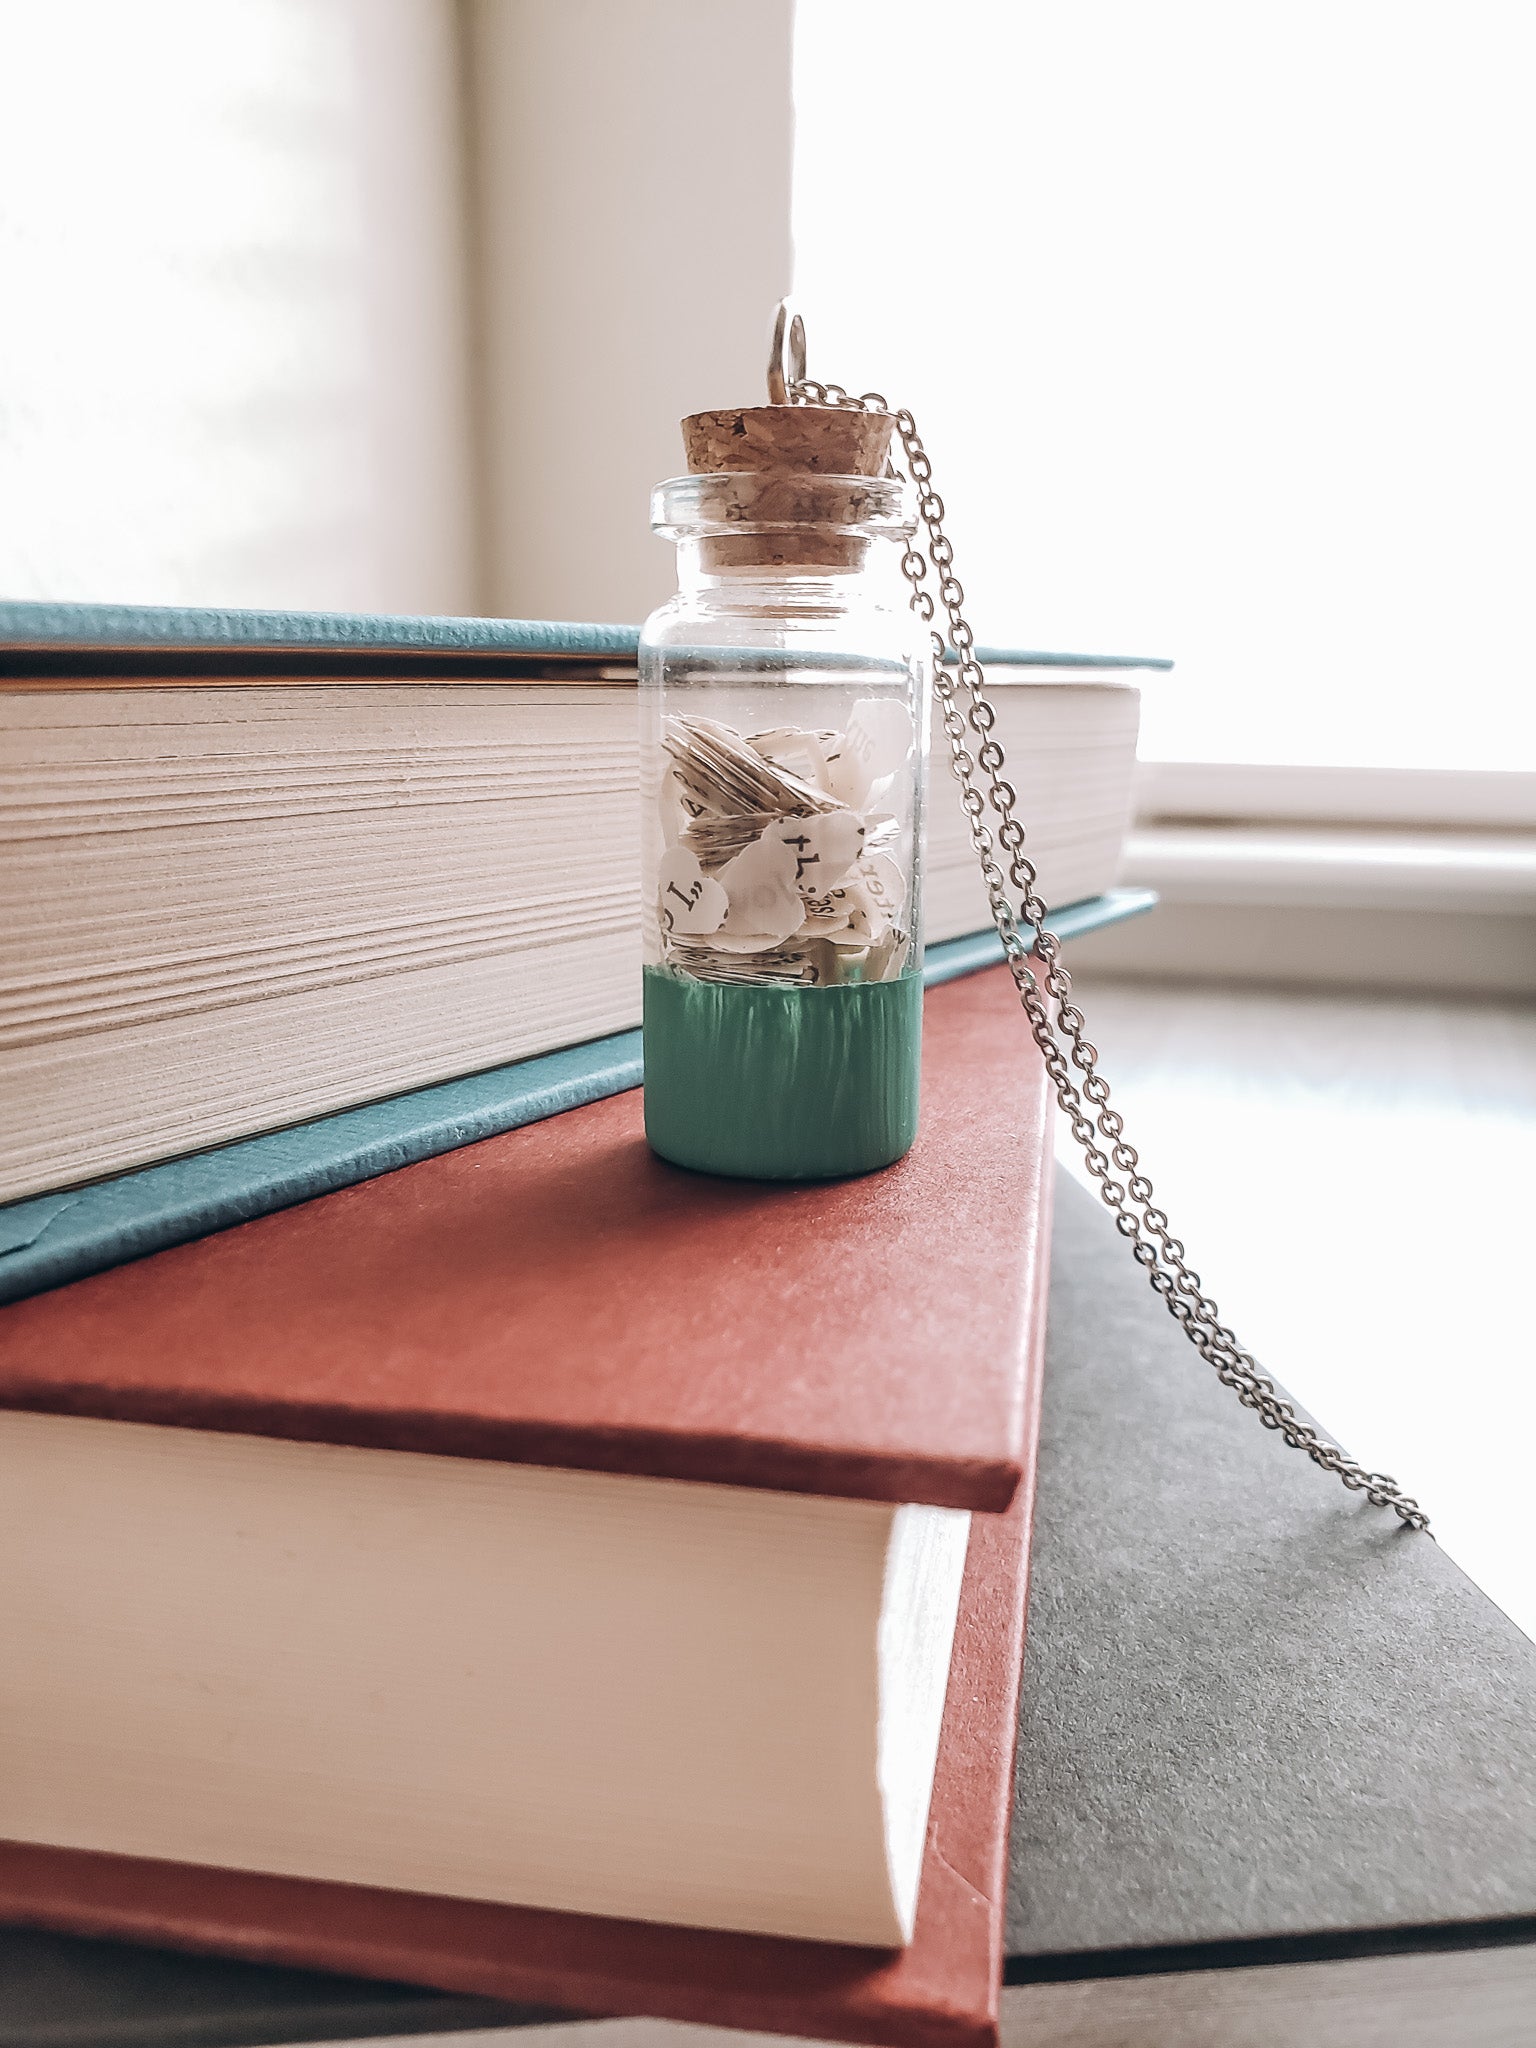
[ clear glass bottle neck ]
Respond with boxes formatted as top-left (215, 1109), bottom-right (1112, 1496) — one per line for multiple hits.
top-left (670, 537), bottom-right (901, 608)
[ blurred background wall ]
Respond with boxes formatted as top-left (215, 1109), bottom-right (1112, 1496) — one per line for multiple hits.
top-left (464, 0), bottom-right (793, 625)
top-left (0, 0), bottom-right (479, 614)
top-left (0, 0), bottom-right (792, 623)
top-left (1, 0), bottom-right (1533, 999)
top-left (4, 0), bottom-right (1532, 754)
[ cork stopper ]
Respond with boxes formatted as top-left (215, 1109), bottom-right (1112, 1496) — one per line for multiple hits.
top-left (682, 406), bottom-right (895, 478)
top-left (678, 405), bottom-right (900, 572)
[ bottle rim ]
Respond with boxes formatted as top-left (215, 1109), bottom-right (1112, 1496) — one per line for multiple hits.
top-left (651, 471), bottom-right (917, 542)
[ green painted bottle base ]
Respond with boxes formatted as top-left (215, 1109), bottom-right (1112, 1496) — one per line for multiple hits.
top-left (643, 966), bottom-right (922, 1181)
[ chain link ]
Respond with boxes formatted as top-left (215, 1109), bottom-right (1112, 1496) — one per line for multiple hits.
top-left (792, 372), bottom-right (1429, 1531)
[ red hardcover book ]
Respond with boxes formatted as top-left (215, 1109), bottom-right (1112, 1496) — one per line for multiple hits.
top-left (0, 967), bottom-right (1052, 2048)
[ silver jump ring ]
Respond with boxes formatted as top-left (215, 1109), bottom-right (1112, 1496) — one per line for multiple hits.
top-left (767, 299), bottom-right (808, 405)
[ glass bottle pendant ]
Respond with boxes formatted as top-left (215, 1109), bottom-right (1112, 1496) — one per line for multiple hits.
top-left (639, 404), bottom-right (928, 1180)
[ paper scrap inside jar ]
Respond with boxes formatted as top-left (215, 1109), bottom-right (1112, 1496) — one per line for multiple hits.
top-left (657, 703), bottom-right (914, 987)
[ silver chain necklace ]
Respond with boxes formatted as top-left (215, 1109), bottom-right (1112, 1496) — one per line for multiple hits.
top-left (771, 306), bottom-right (1429, 1532)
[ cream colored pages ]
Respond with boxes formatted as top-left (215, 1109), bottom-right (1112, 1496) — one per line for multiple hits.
top-left (0, 1410), bottom-right (970, 1947)
top-left (0, 685), bottom-right (641, 1199)
top-left (0, 676), bottom-right (1137, 1199)
top-left (923, 680), bottom-right (1142, 939)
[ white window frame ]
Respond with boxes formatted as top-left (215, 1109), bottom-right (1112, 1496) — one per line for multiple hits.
top-left (1137, 762), bottom-right (1536, 831)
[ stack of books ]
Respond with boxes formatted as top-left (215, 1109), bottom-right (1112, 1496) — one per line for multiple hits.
top-left (3, 605), bottom-right (1533, 2045)
top-left (0, 962), bottom-right (1051, 2046)
top-left (7, 1167), bottom-right (1536, 2047)
top-left (0, 601), bottom-right (1163, 2048)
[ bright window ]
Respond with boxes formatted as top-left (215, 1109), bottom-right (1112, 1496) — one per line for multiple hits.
top-left (792, 2), bottom-right (1536, 772)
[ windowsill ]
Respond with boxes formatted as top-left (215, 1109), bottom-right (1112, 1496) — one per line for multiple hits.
top-left (1136, 761), bottom-right (1536, 831)
top-left (1122, 823), bottom-right (1536, 915)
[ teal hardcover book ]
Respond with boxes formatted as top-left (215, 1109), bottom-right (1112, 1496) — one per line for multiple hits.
top-left (0, 603), bottom-right (642, 674)
top-left (1, 600), bottom-right (1162, 1297)
top-left (0, 599), bottom-right (1170, 677)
